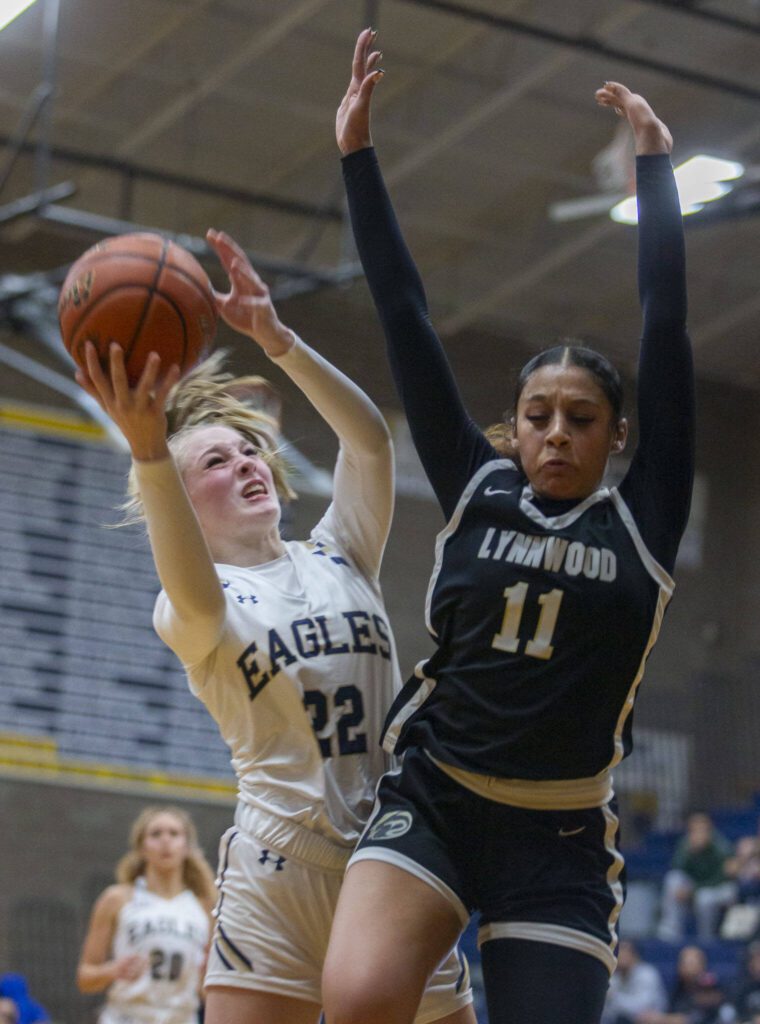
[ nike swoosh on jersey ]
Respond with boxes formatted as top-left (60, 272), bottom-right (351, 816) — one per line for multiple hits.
top-left (483, 486), bottom-right (514, 497)
top-left (558, 826), bottom-right (586, 837)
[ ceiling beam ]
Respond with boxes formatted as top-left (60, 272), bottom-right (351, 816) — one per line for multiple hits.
top-left (36, 204), bottom-right (360, 285)
top-left (440, 218), bottom-right (618, 338)
top-left (0, 132), bottom-right (342, 223)
top-left (113, 0), bottom-right (335, 158)
top-left (369, 4), bottom-right (641, 335)
top-left (56, 0), bottom-right (219, 116)
top-left (263, 10), bottom-right (493, 264)
top-left (398, 0), bottom-right (760, 103)
top-left (631, 0), bottom-right (760, 36)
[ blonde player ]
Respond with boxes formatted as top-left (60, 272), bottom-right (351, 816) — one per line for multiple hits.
top-left (77, 806), bottom-right (216, 1024)
top-left (75, 229), bottom-right (475, 1024)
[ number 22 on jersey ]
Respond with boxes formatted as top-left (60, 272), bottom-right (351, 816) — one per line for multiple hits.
top-left (491, 583), bottom-right (564, 660)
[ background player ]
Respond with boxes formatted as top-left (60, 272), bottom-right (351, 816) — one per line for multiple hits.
top-left (322, 30), bottom-right (694, 1024)
top-left (74, 229), bottom-right (475, 1024)
top-left (77, 805), bottom-right (215, 1024)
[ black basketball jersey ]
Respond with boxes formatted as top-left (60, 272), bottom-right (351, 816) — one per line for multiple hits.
top-left (382, 458), bottom-right (672, 779)
top-left (343, 147), bottom-right (694, 787)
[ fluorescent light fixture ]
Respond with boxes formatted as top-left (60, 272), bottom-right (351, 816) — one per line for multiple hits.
top-left (610, 153), bottom-right (745, 224)
top-left (0, 0), bottom-right (38, 32)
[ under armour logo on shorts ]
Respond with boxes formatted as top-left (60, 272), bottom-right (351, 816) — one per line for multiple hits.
top-left (258, 849), bottom-right (286, 870)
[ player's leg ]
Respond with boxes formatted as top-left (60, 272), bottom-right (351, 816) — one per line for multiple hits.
top-left (415, 941), bottom-right (476, 1024)
top-left (205, 985), bottom-right (321, 1024)
top-left (322, 860), bottom-right (466, 1024)
top-left (206, 826), bottom-right (342, 1023)
top-left (480, 938), bottom-right (609, 1024)
top-left (474, 798), bottom-right (623, 1023)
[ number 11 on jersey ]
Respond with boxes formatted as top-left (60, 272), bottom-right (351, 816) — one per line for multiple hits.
top-left (491, 583), bottom-right (564, 660)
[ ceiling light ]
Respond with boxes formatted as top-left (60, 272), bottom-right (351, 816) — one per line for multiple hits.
top-left (0, 0), bottom-right (38, 32)
top-left (610, 153), bottom-right (745, 224)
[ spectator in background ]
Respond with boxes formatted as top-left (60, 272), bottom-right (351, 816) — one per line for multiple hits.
top-left (725, 830), bottom-right (760, 907)
top-left (731, 940), bottom-right (760, 1023)
top-left (602, 939), bottom-right (667, 1024)
top-left (658, 813), bottom-right (736, 941)
top-left (635, 946), bottom-right (736, 1024)
top-left (0, 976), bottom-right (48, 1024)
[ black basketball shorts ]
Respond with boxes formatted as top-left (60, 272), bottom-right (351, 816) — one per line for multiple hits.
top-left (348, 747), bottom-right (625, 973)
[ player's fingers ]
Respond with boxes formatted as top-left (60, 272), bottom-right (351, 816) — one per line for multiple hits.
top-left (206, 230), bottom-right (246, 287)
top-left (352, 28), bottom-right (373, 84)
top-left (209, 286), bottom-right (230, 310)
top-left (134, 350), bottom-right (162, 404)
top-left (109, 341), bottom-right (130, 394)
top-left (210, 228), bottom-right (249, 267)
top-left (603, 81), bottom-right (629, 96)
top-left (358, 69), bottom-right (384, 105)
top-left (367, 48), bottom-right (383, 72)
top-left (83, 340), bottom-right (112, 396)
top-left (74, 367), bottom-right (106, 407)
top-left (205, 232), bottom-right (235, 278)
top-left (155, 362), bottom-right (181, 406)
top-left (231, 255), bottom-right (266, 295)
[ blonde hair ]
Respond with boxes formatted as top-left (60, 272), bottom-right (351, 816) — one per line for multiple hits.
top-left (122, 350), bottom-right (296, 524)
top-left (115, 804), bottom-right (216, 903)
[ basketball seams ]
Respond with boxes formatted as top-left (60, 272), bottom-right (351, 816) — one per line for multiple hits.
top-left (148, 287), bottom-right (189, 368)
top-left (61, 251), bottom-right (216, 342)
top-left (59, 231), bottom-right (217, 385)
top-left (61, 255), bottom-right (163, 342)
top-left (125, 238), bottom-right (170, 362)
top-left (164, 259), bottom-right (217, 319)
top-left (68, 285), bottom-right (153, 369)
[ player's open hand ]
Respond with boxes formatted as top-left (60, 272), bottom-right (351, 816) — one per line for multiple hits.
top-left (336, 28), bottom-right (383, 156)
top-left (75, 341), bottom-right (177, 461)
top-left (595, 82), bottom-right (672, 156)
top-left (206, 229), bottom-right (294, 357)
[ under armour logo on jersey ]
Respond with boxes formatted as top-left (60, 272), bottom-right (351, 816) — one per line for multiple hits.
top-left (367, 810), bottom-right (413, 841)
top-left (258, 849), bottom-right (286, 870)
top-left (236, 593), bottom-right (258, 605)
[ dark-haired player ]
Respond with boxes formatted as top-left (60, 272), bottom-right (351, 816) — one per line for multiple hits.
top-left (323, 31), bottom-right (694, 1024)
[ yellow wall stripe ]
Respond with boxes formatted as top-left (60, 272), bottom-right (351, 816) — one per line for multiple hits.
top-left (0, 400), bottom-right (109, 441)
top-left (0, 733), bottom-right (235, 804)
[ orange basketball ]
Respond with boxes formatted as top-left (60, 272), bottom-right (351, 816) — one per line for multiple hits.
top-left (58, 232), bottom-right (218, 385)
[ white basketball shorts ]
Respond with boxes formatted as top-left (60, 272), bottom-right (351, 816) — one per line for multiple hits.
top-left (205, 825), bottom-right (472, 1021)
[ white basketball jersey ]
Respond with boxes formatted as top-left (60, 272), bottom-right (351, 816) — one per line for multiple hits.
top-left (155, 506), bottom-right (401, 849)
top-left (102, 879), bottom-right (209, 1024)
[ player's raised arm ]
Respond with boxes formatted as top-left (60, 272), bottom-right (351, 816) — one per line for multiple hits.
top-left (597, 83), bottom-right (694, 572)
top-left (206, 227), bottom-right (394, 578)
top-left (337, 31), bottom-right (493, 521)
top-left (76, 343), bottom-right (226, 651)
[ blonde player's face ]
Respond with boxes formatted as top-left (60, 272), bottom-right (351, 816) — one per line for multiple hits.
top-left (141, 812), bottom-right (189, 871)
top-left (512, 364), bottom-right (626, 501)
top-left (179, 425), bottom-right (281, 542)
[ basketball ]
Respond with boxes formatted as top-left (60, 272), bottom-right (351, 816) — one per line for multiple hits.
top-left (58, 232), bottom-right (218, 385)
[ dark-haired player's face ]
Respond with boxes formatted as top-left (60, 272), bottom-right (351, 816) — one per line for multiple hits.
top-left (180, 425), bottom-right (281, 542)
top-left (513, 365), bottom-right (626, 500)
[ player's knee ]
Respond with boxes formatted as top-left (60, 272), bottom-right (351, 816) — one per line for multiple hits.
top-left (322, 963), bottom-right (415, 1024)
